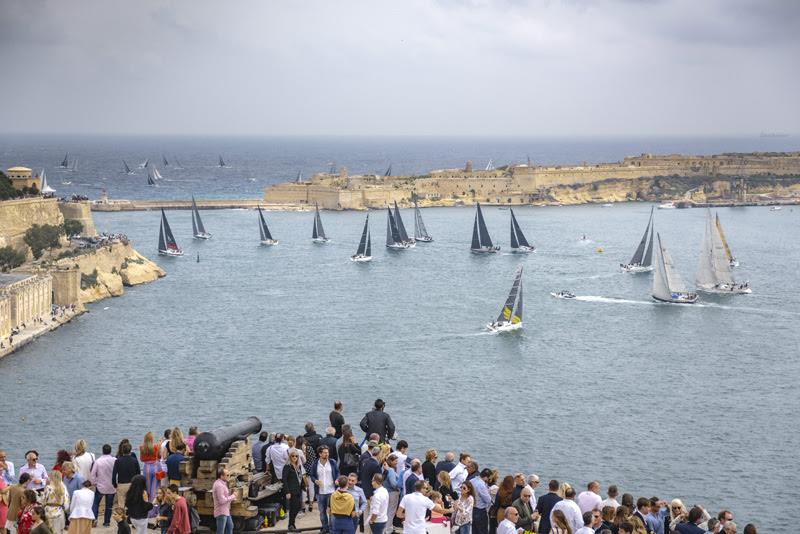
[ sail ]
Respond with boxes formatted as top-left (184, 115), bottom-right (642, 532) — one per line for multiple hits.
top-left (356, 214), bottom-right (369, 255)
top-left (386, 207), bottom-right (402, 245)
top-left (393, 202), bottom-right (410, 242)
top-left (385, 165), bottom-right (392, 177)
top-left (715, 213), bottom-right (734, 263)
top-left (123, 160), bottom-right (132, 174)
top-left (642, 214), bottom-right (655, 267)
top-left (153, 167), bottom-right (163, 180)
top-left (414, 202), bottom-right (430, 239)
top-left (629, 208), bottom-right (653, 264)
top-left (258, 208), bottom-right (273, 240)
top-left (313, 204), bottom-right (327, 239)
top-left (471, 212), bottom-right (481, 249)
top-left (496, 266), bottom-right (523, 323)
top-left (40, 170), bottom-right (55, 194)
top-left (60, 153), bottom-right (69, 167)
top-left (161, 209), bottom-right (179, 250)
top-left (158, 218), bottom-right (167, 251)
top-left (191, 196), bottom-right (207, 235)
top-left (162, 155), bottom-right (169, 166)
top-left (173, 157), bottom-right (183, 169)
top-left (510, 209), bottom-right (530, 248)
top-left (660, 236), bottom-right (688, 293)
top-left (476, 203), bottom-right (494, 248)
top-left (142, 158), bottom-right (149, 168)
top-left (296, 171), bottom-right (303, 183)
top-left (365, 228), bottom-right (371, 256)
top-left (70, 158), bottom-right (79, 171)
top-left (147, 168), bottom-right (156, 185)
top-left (696, 213), bottom-right (717, 289)
top-left (511, 284), bottom-right (523, 324)
top-left (709, 213), bottom-right (734, 285)
top-left (652, 234), bottom-right (672, 301)
top-left (219, 155), bottom-right (226, 167)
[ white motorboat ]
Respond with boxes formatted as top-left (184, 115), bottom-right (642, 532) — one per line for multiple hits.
top-left (550, 290), bottom-right (576, 299)
top-left (770, 206), bottom-right (782, 211)
top-left (658, 202), bottom-right (676, 209)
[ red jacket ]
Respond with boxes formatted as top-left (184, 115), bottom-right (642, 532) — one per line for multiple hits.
top-left (167, 497), bottom-right (191, 534)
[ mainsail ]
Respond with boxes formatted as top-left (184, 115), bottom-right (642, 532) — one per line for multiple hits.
top-left (159, 209), bottom-right (180, 252)
top-left (312, 204), bottom-right (327, 240)
top-left (356, 214), bottom-right (370, 255)
top-left (413, 201), bottom-right (431, 240)
top-left (384, 165), bottom-right (392, 177)
top-left (496, 266), bottom-right (523, 324)
top-left (696, 210), bottom-right (735, 289)
top-left (661, 238), bottom-right (688, 293)
top-left (258, 207), bottom-right (273, 241)
top-left (509, 209), bottom-right (531, 248)
top-left (191, 196), bottom-right (207, 236)
top-left (472, 203), bottom-right (494, 249)
top-left (629, 207), bottom-right (654, 265)
top-left (652, 234), bottom-right (672, 302)
top-left (715, 213), bottom-right (734, 264)
top-left (393, 202), bottom-right (410, 242)
top-left (296, 171), bottom-right (303, 183)
top-left (386, 207), bottom-right (403, 246)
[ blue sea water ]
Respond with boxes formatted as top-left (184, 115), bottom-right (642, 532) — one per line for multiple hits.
top-left (1, 136), bottom-right (799, 532)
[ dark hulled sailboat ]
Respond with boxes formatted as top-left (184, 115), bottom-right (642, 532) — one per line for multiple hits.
top-left (157, 209), bottom-right (183, 256)
top-left (386, 207), bottom-right (409, 250)
top-left (393, 201), bottom-right (415, 246)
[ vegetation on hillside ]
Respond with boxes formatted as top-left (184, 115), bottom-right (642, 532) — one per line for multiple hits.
top-left (23, 223), bottom-right (64, 259)
top-left (0, 246), bottom-right (26, 272)
top-left (0, 171), bottom-right (39, 200)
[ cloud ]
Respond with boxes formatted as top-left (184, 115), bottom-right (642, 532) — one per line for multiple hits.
top-left (0, 0), bottom-right (797, 135)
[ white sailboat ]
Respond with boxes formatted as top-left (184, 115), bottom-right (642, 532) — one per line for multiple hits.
top-left (157, 209), bottom-right (183, 256)
top-left (311, 203), bottom-right (330, 243)
top-left (191, 196), bottom-right (211, 239)
top-left (621, 207), bottom-right (654, 272)
top-left (471, 203), bottom-right (499, 253)
top-left (696, 211), bottom-right (751, 294)
top-left (152, 166), bottom-right (163, 180)
top-left (351, 214), bottom-right (372, 262)
top-left (413, 201), bottom-right (433, 242)
top-left (652, 233), bottom-right (697, 304)
top-left (39, 169), bottom-right (56, 195)
top-left (715, 213), bottom-right (738, 267)
top-left (509, 209), bottom-right (534, 253)
top-left (487, 266), bottom-right (524, 332)
top-left (257, 207), bottom-right (278, 245)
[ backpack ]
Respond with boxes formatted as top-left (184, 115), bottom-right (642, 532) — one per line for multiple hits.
top-left (188, 505), bottom-right (201, 534)
top-left (342, 449), bottom-right (359, 469)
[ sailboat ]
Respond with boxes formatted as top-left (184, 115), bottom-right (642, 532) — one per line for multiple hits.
top-left (218, 155), bottom-right (227, 168)
top-left (386, 207), bottom-right (410, 250)
top-left (295, 171), bottom-right (303, 183)
top-left (351, 214), bottom-right (372, 262)
top-left (393, 201), bottom-right (415, 246)
top-left (157, 209), bottom-right (183, 256)
top-left (257, 207), bottom-right (278, 245)
top-left (152, 166), bottom-right (163, 180)
top-left (384, 165), bottom-right (392, 177)
top-left (413, 201), bottom-right (433, 242)
top-left (652, 233), bottom-right (697, 304)
top-left (621, 207), bottom-right (655, 272)
top-left (487, 266), bottom-right (524, 332)
top-left (59, 153), bottom-right (70, 169)
top-left (509, 209), bottom-right (534, 253)
top-left (39, 170), bottom-right (55, 195)
top-left (139, 158), bottom-right (149, 169)
top-left (68, 158), bottom-right (79, 172)
top-left (191, 196), bottom-right (211, 239)
top-left (311, 203), bottom-right (330, 243)
top-left (122, 160), bottom-right (135, 175)
top-left (715, 213), bottom-right (738, 267)
top-left (162, 155), bottom-right (170, 166)
top-left (471, 203), bottom-right (500, 253)
top-left (696, 211), bottom-right (750, 294)
top-left (146, 167), bottom-right (157, 186)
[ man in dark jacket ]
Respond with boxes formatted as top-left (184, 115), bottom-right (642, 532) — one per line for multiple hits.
top-left (329, 401), bottom-right (345, 439)
top-left (321, 427), bottom-right (339, 463)
top-left (359, 399), bottom-right (395, 443)
top-left (303, 422), bottom-right (323, 452)
top-left (536, 479), bottom-right (563, 534)
top-left (358, 446), bottom-right (382, 499)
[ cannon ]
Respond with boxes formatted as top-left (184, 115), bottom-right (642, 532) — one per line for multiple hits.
top-left (193, 416), bottom-right (262, 461)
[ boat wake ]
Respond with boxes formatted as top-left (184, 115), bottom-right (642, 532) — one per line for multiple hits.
top-left (574, 295), bottom-right (652, 305)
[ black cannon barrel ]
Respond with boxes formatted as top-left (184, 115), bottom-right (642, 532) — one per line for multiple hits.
top-left (193, 417), bottom-right (262, 460)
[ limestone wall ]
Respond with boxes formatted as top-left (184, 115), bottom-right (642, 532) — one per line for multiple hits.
top-left (50, 267), bottom-right (82, 308)
top-left (0, 198), bottom-right (64, 249)
top-left (58, 201), bottom-right (97, 236)
top-left (2, 273), bottom-right (52, 327)
top-left (0, 295), bottom-right (9, 339)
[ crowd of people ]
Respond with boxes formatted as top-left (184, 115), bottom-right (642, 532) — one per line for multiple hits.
top-left (68, 234), bottom-right (129, 249)
top-left (0, 306), bottom-right (77, 350)
top-left (0, 400), bottom-right (759, 534)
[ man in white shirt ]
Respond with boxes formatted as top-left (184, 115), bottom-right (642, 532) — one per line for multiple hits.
top-left (576, 481), bottom-right (603, 514)
top-left (574, 511), bottom-right (595, 534)
top-left (397, 480), bottom-right (444, 534)
top-left (448, 453), bottom-right (471, 493)
top-left (312, 447), bottom-right (338, 534)
top-left (0, 450), bottom-right (14, 485)
top-left (266, 434), bottom-right (290, 479)
top-left (369, 474), bottom-right (389, 534)
top-left (526, 475), bottom-right (539, 510)
top-left (551, 488), bottom-right (583, 534)
top-left (497, 507), bottom-right (523, 534)
top-left (601, 485), bottom-right (620, 509)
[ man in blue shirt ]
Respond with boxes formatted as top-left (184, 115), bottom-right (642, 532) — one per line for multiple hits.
top-left (469, 465), bottom-right (492, 534)
top-left (61, 461), bottom-right (85, 502)
top-left (166, 443), bottom-right (186, 485)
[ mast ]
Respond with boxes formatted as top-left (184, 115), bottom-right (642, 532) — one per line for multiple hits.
top-left (715, 213), bottom-right (734, 263)
top-left (476, 203), bottom-right (494, 248)
top-left (496, 266), bottom-right (523, 323)
top-left (393, 202), bottom-right (410, 242)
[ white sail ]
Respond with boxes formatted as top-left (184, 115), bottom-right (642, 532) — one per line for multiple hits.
top-left (695, 214), bottom-right (717, 289)
top-left (697, 211), bottom-right (735, 289)
top-left (662, 247), bottom-right (688, 293)
top-left (652, 236), bottom-right (672, 302)
top-left (40, 169), bottom-right (56, 194)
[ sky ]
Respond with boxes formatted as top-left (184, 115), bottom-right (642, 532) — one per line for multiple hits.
top-left (0, 0), bottom-right (798, 137)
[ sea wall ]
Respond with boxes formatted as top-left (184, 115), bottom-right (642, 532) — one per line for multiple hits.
top-left (58, 201), bottom-right (97, 236)
top-left (0, 198), bottom-right (64, 249)
top-left (54, 241), bottom-right (166, 304)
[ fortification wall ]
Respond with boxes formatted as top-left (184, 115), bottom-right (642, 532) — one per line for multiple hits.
top-left (58, 201), bottom-right (97, 236)
top-left (0, 198), bottom-right (64, 249)
top-left (50, 267), bottom-right (82, 308)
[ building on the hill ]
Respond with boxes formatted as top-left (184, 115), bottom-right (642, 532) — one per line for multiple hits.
top-left (6, 166), bottom-right (41, 190)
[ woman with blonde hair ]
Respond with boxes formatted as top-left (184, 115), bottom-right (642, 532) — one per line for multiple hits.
top-left (422, 449), bottom-right (437, 487)
top-left (557, 482), bottom-right (572, 499)
top-left (139, 432), bottom-right (160, 515)
top-left (71, 441), bottom-right (94, 482)
top-left (436, 471), bottom-right (456, 518)
top-left (43, 471), bottom-right (68, 533)
top-left (551, 509), bottom-right (572, 534)
top-left (668, 499), bottom-right (688, 532)
top-left (169, 428), bottom-right (185, 456)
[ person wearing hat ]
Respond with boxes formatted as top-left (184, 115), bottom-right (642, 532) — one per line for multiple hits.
top-left (359, 400), bottom-right (396, 444)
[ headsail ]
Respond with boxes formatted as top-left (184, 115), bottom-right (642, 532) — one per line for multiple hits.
top-left (191, 196), bottom-right (207, 235)
top-left (123, 160), bottom-right (132, 174)
top-left (384, 164), bottom-right (392, 177)
top-left (356, 214), bottom-right (370, 255)
top-left (258, 207), bottom-right (273, 241)
top-left (496, 266), bottom-right (523, 323)
top-left (511, 284), bottom-right (523, 324)
top-left (642, 215), bottom-right (655, 267)
top-left (476, 203), bottom-right (494, 248)
top-left (393, 202), bottom-right (410, 242)
top-left (629, 207), bottom-right (653, 265)
top-left (386, 207), bottom-right (402, 246)
top-left (652, 234), bottom-right (672, 301)
top-left (413, 201), bottom-right (431, 240)
top-left (471, 212), bottom-right (481, 249)
top-left (510, 209), bottom-right (530, 248)
top-left (662, 241), bottom-right (688, 293)
top-left (312, 204), bottom-right (327, 240)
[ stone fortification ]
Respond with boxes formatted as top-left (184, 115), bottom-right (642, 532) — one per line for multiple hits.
top-left (58, 201), bottom-right (97, 236)
top-left (54, 241), bottom-right (165, 304)
top-left (263, 151), bottom-right (800, 209)
top-left (0, 198), bottom-right (65, 249)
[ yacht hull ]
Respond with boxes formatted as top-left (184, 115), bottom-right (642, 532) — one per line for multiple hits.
top-left (350, 255), bottom-right (372, 263)
top-left (260, 240), bottom-right (279, 246)
top-left (652, 294), bottom-right (698, 304)
top-left (487, 322), bottom-right (522, 333)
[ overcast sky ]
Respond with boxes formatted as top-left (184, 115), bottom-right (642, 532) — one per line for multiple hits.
top-left (0, 0), bottom-right (798, 136)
